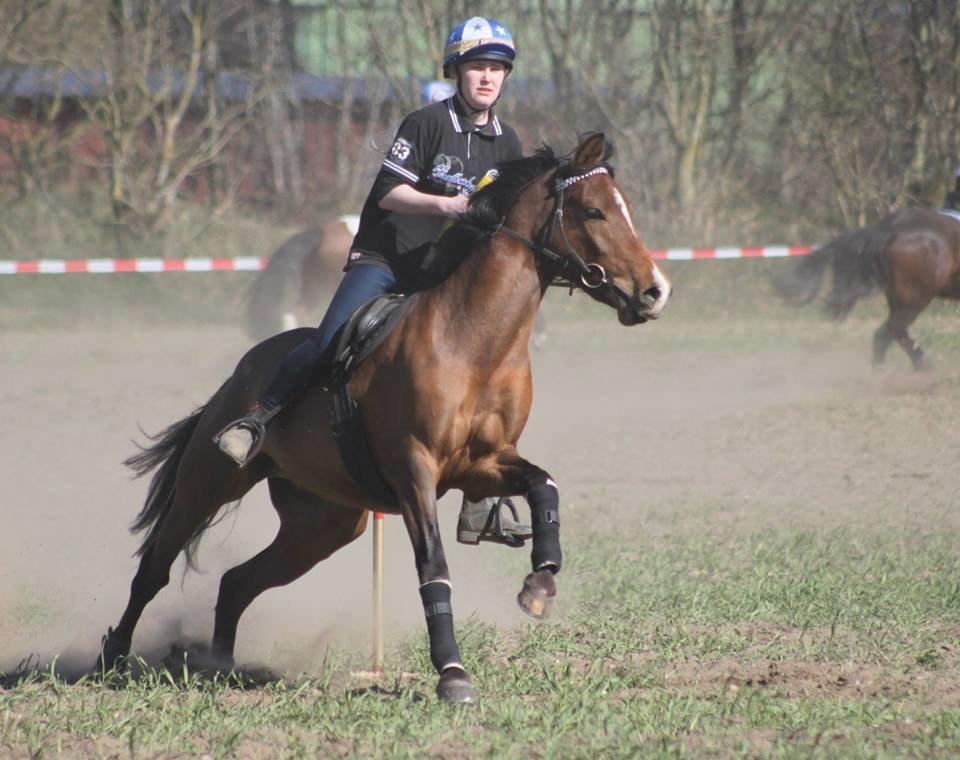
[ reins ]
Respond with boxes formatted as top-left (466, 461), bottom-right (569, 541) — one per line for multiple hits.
top-left (492, 166), bottom-right (633, 308)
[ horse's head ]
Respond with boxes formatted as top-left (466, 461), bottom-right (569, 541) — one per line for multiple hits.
top-left (542, 133), bottom-right (671, 325)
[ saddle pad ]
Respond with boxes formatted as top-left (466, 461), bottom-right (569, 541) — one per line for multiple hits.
top-left (938, 209), bottom-right (960, 223)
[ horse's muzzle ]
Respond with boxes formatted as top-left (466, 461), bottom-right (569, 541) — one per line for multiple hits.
top-left (618, 284), bottom-right (668, 325)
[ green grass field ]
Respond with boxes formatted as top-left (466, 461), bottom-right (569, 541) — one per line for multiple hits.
top-left (4, 525), bottom-right (960, 757)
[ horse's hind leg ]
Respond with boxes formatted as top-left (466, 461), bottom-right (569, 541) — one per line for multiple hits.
top-left (875, 302), bottom-right (930, 370)
top-left (101, 474), bottom-right (244, 670)
top-left (872, 320), bottom-right (895, 367)
top-left (210, 478), bottom-right (368, 666)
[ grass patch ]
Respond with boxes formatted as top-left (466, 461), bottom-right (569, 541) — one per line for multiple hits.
top-left (4, 525), bottom-right (960, 757)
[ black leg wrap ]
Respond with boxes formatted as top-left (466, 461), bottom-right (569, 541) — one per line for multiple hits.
top-left (419, 581), bottom-right (463, 674)
top-left (528, 481), bottom-right (562, 573)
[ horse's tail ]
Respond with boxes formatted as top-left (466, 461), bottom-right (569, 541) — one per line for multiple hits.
top-left (775, 224), bottom-right (894, 321)
top-left (244, 227), bottom-right (325, 342)
top-left (124, 387), bottom-right (222, 565)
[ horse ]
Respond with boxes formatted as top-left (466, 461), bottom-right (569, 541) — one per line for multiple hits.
top-left (244, 218), bottom-right (356, 342)
top-left (776, 208), bottom-right (960, 370)
top-left (97, 132), bottom-right (671, 703)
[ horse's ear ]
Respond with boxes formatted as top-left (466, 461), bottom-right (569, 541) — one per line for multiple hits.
top-left (573, 132), bottom-right (606, 168)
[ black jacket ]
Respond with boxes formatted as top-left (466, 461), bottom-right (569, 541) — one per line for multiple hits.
top-left (347, 96), bottom-right (523, 288)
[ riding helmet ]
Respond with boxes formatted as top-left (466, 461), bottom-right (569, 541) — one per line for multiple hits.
top-left (442, 17), bottom-right (516, 79)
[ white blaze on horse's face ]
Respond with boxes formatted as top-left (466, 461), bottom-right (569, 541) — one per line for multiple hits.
top-left (610, 187), bottom-right (671, 320)
top-left (612, 188), bottom-right (637, 237)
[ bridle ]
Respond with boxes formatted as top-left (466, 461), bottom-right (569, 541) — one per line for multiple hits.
top-left (492, 165), bottom-right (636, 312)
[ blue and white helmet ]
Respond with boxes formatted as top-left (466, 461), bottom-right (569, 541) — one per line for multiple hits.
top-left (442, 17), bottom-right (516, 79)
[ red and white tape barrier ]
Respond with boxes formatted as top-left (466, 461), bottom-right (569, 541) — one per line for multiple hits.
top-left (0, 246), bottom-right (813, 275)
top-left (651, 245), bottom-right (813, 260)
top-left (0, 257), bottom-right (267, 275)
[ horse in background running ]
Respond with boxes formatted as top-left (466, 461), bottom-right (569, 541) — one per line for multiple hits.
top-left (776, 208), bottom-right (960, 369)
top-left (244, 218), bottom-right (356, 341)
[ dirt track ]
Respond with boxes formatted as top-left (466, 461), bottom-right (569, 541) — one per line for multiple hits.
top-left (3, 305), bottom-right (959, 675)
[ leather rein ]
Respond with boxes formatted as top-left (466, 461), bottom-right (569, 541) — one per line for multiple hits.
top-left (491, 166), bottom-right (634, 311)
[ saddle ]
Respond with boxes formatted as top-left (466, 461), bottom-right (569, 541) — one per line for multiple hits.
top-left (328, 293), bottom-right (419, 509)
top-left (329, 293), bottom-right (418, 387)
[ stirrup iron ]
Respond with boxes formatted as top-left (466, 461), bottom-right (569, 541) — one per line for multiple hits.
top-left (213, 405), bottom-right (281, 467)
top-left (482, 497), bottom-right (527, 547)
top-left (458, 497), bottom-right (531, 547)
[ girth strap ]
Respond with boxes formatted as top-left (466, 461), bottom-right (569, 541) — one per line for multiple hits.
top-left (330, 384), bottom-right (398, 508)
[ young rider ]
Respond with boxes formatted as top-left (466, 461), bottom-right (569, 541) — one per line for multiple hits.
top-left (215, 17), bottom-right (531, 546)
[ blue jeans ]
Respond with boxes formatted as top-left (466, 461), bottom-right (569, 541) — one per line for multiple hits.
top-left (261, 263), bottom-right (397, 410)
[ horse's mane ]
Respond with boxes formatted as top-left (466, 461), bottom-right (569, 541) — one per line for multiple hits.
top-left (433, 137), bottom-right (615, 275)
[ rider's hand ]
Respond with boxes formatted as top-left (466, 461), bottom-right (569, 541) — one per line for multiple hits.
top-left (441, 193), bottom-right (470, 219)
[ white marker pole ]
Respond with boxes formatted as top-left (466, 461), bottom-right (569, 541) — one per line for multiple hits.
top-left (372, 511), bottom-right (384, 674)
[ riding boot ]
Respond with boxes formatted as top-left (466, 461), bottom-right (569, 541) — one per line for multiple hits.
top-left (213, 403), bottom-right (282, 467)
top-left (456, 495), bottom-right (532, 547)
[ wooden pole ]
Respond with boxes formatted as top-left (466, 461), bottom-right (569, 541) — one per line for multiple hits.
top-left (372, 511), bottom-right (384, 674)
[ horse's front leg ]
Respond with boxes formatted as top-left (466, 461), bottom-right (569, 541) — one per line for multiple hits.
top-left (463, 447), bottom-right (562, 621)
top-left (396, 464), bottom-right (475, 704)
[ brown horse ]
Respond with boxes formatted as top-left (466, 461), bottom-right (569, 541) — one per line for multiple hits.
top-left (98, 133), bottom-right (671, 703)
top-left (245, 218), bottom-right (356, 341)
top-left (777, 208), bottom-right (960, 369)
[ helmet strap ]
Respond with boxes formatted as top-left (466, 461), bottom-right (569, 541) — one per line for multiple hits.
top-left (455, 86), bottom-right (491, 126)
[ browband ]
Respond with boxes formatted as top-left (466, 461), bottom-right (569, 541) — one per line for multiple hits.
top-left (556, 166), bottom-right (609, 191)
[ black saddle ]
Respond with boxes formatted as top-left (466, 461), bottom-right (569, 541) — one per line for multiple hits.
top-left (329, 293), bottom-right (419, 387)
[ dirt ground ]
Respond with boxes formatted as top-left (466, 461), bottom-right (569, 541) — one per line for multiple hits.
top-left (2, 300), bottom-right (959, 677)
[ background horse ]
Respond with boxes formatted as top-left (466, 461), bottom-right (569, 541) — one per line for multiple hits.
top-left (98, 133), bottom-right (670, 703)
top-left (776, 208), bottom-right (960, 369)
top-left (244, 218), bottom-right (356, 341)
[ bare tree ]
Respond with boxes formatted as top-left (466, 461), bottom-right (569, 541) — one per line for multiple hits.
top-left (6, 0), bottom-right (960, 250)
top-left (72, 0), bottom-right (265, 238)
top-left (0, 0), bottom-right (67, 204)
top-left (781, 1), bottom-right (960, 227)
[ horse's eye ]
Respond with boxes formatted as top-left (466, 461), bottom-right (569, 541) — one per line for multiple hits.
top-left (585, 207), bottom-right (605, 221)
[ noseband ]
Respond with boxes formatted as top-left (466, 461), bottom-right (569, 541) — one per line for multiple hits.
top-left (493, 166), bottom-right (634, 309)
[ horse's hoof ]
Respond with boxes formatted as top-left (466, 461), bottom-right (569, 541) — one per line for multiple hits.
top-left (517, 569), bottom-right (556, 620)
top-left (97, 628), bottom-right (131, 673)
top-left (162, 642), bottom-right (235, 676)
top-left (436, 668), bottom-right (476, 704)
top-left (212, 654), bottom-right (236, 672)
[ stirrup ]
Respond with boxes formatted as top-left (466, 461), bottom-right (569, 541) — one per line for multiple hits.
top-left (213, 405), bottom-right (280, 467)
top-left (458, 497), bottom-right (531, 548)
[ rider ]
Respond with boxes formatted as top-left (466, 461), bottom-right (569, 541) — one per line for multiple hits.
top-left (944, 162), bottom-right (960, 211)
top-left (215, 17), bottom-right (532, 547)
